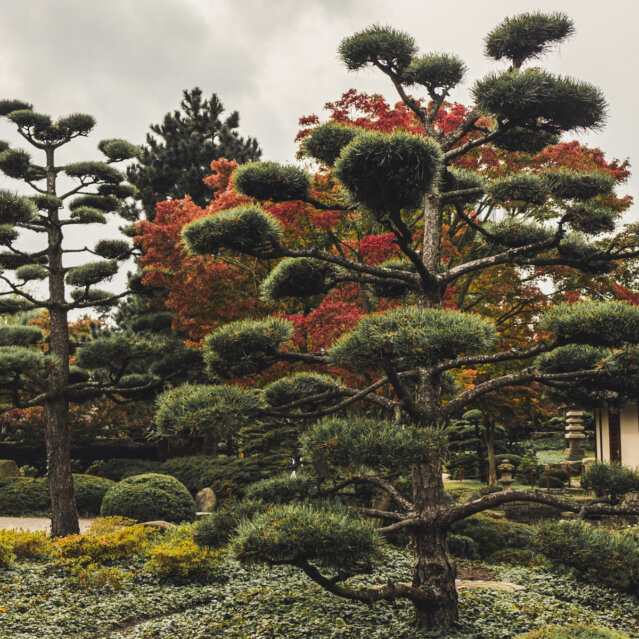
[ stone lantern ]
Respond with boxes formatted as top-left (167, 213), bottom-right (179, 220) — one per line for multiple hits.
top-left (498, 459), bottom-right (515, 491)
top-left (565, 410), bottom-right (586, 459)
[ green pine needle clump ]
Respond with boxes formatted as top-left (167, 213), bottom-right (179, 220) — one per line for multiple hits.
top-left (302, 123), bottom-right (361, 167)
top-left (0, 190), bottom-right (36, 224)
top-left (540, 301), bottom-right (639, 347)
top-left (301, 417), bottom-right (447, 469)
top-left (401, 53), bottom-right (466, 89)
top-left (474, 69), bottom-right (606, 132)
top-left (63, 161), bottom-right (124, 184)
top-left (65, 260), bottom-right (119, 287)
top-left (0, 325), bottom-right (43, 347)
top-left (183, 205), bottom-right (282, 257)
top-left (485, 11), bottom-right (575, 66)
top-left (487, 174), bottom-right (549, 206)
top-left (328, 306), bottom-right (497, 371)
top-left (264, 373), bottom-right (340, 408)
top-left (204, 317), bottom-right (293, 377)
top-left (260, 257), bottom-right (339, 302)
top-left (544, 170), bottom-right (614, 200)
top-left (233, 501), bottom-right (385, 574)
top-left (334, 130), bottom-right (442, 213)
top-left (535, 344), bottom-right (609, 374)
top-left (339, 25), bottom-right (417, 72)
top-left (484, 219), bottom-right (553, 247)
top-left (153, 383), bottom-right (262, 438)
top-left (234, 161), bottom-right (310, 202)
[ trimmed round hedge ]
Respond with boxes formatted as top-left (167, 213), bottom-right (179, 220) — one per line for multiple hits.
top-left (100, 473), bottom-right (196, 523)
top-left (0, 477), bottom-right (49, 515)
top-left (73, 474), bottom-right (114, 516)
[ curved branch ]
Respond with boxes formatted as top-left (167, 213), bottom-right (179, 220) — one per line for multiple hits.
top-left (430, 340), bottom-right (557, 375)
top-left (445, 489), bottom-right (639, 524)
top-left (295, 559), bottom-right (421, 603)
top-left (443, 368), bottom-right (602, 417)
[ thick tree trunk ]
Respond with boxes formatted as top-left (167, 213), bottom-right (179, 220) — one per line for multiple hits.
top-left (411, 463), bottom-right (458, 629)
top-left (45, 148), bottom-right (79, 537)
top-left (409, 193), bottom-right (459, 628)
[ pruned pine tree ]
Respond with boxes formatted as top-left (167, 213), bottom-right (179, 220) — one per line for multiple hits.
top-left (126, 87), bottom-right (261, 220)
top-left (154, 12), bottom-right (639, 630)
top-left (0, 101), bottom-right (189, 537)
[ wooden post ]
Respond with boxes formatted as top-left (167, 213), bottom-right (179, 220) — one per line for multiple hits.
top-left (565, 463), bottom-right (571, 488)
top-left (227, 486), bottom-right (233, 502)
top-left (545, 466), bottom-right (550, 492)
top-left (530, 469), bottom-right (535, 488)
top-left (459, 466), bottom-right (464, 481)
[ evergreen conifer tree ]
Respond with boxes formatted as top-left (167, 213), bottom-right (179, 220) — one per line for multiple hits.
top-left (0, 101), bottom-right (195, 536)
top-left (126, 87), bottom-right (261, 219)
top-left (155, 13), bottom-right (639, 628)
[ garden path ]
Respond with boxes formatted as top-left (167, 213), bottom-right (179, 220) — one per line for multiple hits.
top-left (0, 516), bottom-right (94, 533)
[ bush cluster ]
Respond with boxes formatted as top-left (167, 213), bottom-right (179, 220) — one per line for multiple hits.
top-left (100, 473), bottom-right (196, 523)
top-left (516, 626), bottom-right (631, 639)
top-left (534, 520), bottom-right (639, 595)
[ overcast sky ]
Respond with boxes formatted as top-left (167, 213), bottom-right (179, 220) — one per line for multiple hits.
top-left (1, 0), bottom-right (638, 300)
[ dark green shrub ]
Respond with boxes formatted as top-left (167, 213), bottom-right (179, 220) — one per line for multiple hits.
top-left (243, 473), bottom-right (320, 504)
top-left (160, 456), bottom-right (218, 494)
top-left (0, 477), bottom-right (49, 515)
top-left (447, 533), bottom-right (478, 559)
top-left (85, 458), bottom-right (161, 481)
top-left (194, 499), bottom-right (266, 548)
top-left (516, 625), bottom-right (631, 638)
top-left (450, 513), bottom-right (533, 558)
top-left (199, 454), bottom-right (287, 500)
top-left (100, 473), bottom-right (196, 523)
top-left (534, 520), bottom-right (639, 594)
top-left (581, 462), bottom-right (639, 500)
top-left (73, 474), bottom-right (114, 516)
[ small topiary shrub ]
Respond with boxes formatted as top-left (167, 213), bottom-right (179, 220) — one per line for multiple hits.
top-left (73, 474), bottom-right (114, 516)
top-left (194, 499), bottom-right (266, 548)
top-left (100, 473), bottom-right (196, 523)
top-left (85, 458), bottom-right (161, 481)
top-left (516, 625), bottom-right (631, 638)
top-left (0, 477), bottom-right (49, 515)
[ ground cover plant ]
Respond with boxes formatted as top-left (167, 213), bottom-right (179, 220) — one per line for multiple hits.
top-left (150, 10), bottom-right (639, 630)
top-left (1, 520), bottom-right (639, 639)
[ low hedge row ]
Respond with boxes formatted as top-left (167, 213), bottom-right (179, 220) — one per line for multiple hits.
top-left (0, 474), bottom-right (114, 517)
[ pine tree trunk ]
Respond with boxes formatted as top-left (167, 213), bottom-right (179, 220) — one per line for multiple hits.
top-left (45, 148), bottom-right (79, 537)
top-left (410, 194), bottom-right (459, 628)
top-left (411, 463), bottom-right (458, 629)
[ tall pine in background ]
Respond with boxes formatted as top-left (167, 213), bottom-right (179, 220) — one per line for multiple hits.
top-left (126, 87), bottom-right (261, 219)
top-left (0, 101), bottom-right (140, 536)
top-left (157, 12), bottom-right (639, 628)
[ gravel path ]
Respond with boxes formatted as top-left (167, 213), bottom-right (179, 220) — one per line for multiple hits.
top-left (0, 516), bottom-right (95, 533)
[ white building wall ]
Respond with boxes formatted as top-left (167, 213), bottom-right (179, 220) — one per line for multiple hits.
top-left (597, 401), bottom-right (639, 468)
